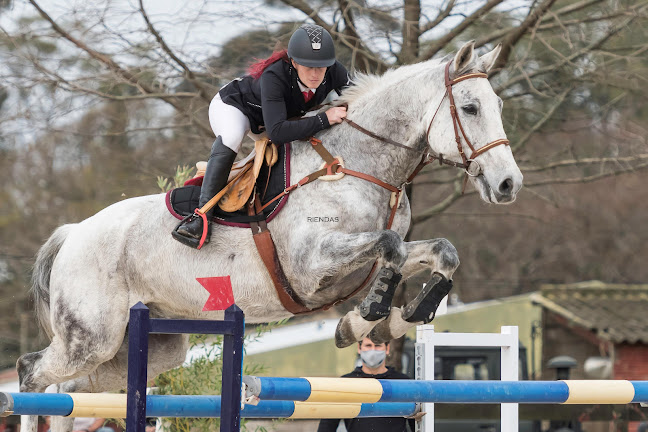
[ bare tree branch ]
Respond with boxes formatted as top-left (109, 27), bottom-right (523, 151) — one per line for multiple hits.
top-left (511, 87), bottom-right (571, 152)
top-left (524, 161), bottom-right (648, 186)
top-left (337, 0), bottom-right (385, 72)
top-left (491, 0), bottom-right (558, 74)
top-left (422, 0), bottom-right (505, 60)
top-left (37, 124), bottom-right (195, 137)
top-left (137, 0), bottom-right (214, 103)
top-left (28, 0), bottom-right (212, 136)
top-left (398, 0), bottom-right (421, 64)
top-left (413, 160), bottom-right (648, 224)
top-left (23, 51), bottom-right (200, 101)
top-left (500, 7), bottom-right (647, 90)
top-left (550, 0), bottom-right (606, 17)
top-left (475, 0), bottom-right (605, 49)
top-left (420, 0), bottom-right (455, 35)
top-left (278, 0), bottom-right (329, 27)
top-left (536, 10), bottom-right (643, 31)
top-left (412, 176), bottom-right (464, 223)
top-left (521, 154), bottom-right (648, 172)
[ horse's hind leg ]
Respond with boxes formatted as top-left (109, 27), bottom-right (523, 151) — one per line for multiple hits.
top-left (369, 238), bottom-right (459, 343)
top-left (17, 336), bottom-right (123, 432)
top-left (17, 349), bottom-right (48, 432)
top-left (47, 334), bottom-right (189, 432)
top-left (17, 301), bottom-right (129, 432)
top-left (56, 333), bottom-right (189, 393)
top-left (18, 329), bottom-right (126, 393)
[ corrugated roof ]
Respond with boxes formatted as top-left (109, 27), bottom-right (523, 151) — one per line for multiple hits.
top-left (530, 281), bottom-right (648, 344)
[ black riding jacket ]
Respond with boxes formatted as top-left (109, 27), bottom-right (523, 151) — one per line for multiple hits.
top-left (316, 367), bottom-right (416, 432)
top-left (218, 59), bottom-right (350, 143)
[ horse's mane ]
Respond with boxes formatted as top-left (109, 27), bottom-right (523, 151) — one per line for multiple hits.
top-left (339, 57), bottom-right (447, 106)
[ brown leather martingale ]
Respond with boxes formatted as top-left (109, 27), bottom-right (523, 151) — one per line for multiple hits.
top-left (248, 196), bottom-right (308, 314)
top-left (248, 194), bottom-right (379, 315)
top-left (252, 229), bottom-right (310, 314)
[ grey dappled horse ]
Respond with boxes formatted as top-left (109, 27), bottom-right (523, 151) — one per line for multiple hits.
top-left (18, 41), bottom-right (522, 432)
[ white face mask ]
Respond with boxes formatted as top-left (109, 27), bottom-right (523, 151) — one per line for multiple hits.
top-left (360, 349), bottom-right (386, 368)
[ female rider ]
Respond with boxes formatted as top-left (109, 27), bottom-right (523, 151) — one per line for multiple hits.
top-left (173, 24), bottom-right (350, 247)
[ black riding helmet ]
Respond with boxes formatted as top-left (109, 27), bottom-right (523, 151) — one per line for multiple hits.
top-left (288, 24), bottom-right (336, 68)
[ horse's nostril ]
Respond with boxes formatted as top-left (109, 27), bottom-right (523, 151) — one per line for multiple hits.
top-left (499, 178), bottom-right (513, 195)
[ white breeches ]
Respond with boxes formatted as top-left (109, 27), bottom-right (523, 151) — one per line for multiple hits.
top-left (208, 94), bottom-right (265, 153)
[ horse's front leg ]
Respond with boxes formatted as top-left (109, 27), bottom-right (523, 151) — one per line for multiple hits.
top-left (303, 229), bottom-right (408, 348)
top-left (368, 238), bottom-right (459, 343)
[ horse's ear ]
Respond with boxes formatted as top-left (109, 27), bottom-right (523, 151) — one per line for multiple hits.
top-left (453, 40), bottom-right (476, 76)
top-left (480, 44), bottom-right (502, 73)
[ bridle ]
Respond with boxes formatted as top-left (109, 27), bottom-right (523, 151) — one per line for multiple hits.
top-left (344, 60), bottom-right (510, 183)
top-left (432, 61), bottom-right (510, 176)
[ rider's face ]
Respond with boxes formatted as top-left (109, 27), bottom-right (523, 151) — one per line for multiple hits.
top-left (291, 60), bottom-right (327, 88)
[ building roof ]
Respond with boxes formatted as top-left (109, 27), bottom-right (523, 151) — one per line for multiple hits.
top-left (530, 280), bottom-right (648, 344)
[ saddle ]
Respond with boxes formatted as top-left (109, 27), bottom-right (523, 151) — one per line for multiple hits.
top-left (166, 141), bottom-right (290, 227)
top-left (194, 138), bottom-right (279, 212)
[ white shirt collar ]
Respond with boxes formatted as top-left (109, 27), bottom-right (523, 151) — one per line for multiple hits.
top-left (297, 81), bottom-right (317, 93)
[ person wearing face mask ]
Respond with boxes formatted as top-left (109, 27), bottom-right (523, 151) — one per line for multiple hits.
top-left (316, 337), bottom-right (416, 432)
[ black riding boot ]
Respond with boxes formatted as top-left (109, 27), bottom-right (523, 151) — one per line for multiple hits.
top-left (172, 137), bottom-right (237, 248)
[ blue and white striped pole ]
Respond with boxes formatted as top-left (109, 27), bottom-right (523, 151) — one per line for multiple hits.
top-left (243, 377), bottom-right (648, 404)
top-left (0, 393), bottom-right (417, 419)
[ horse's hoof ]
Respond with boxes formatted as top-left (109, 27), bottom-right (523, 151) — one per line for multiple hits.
top-left (402, 273), bottom-right (453, 323)
top-left (334, 318), bottom-right (358, 348)
top-left (367, 325), bottom-right (393, 345)
top-left (358, 268), bottom-right (402, 321)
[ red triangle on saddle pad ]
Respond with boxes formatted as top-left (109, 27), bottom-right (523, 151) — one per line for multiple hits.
top-left (198, 276), bottom-right (234, 311)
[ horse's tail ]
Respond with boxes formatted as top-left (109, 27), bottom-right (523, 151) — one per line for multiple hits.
top-left (31, 224), bottom-right (74, 340)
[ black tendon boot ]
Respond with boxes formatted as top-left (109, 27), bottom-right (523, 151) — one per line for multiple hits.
top-left (172, 137), bottom-right (237, 248)
top-left (358, 268), bottom-right (403, 321)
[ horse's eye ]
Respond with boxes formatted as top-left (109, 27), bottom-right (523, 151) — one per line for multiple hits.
top-left (462, 104), bottom-right (478, 115)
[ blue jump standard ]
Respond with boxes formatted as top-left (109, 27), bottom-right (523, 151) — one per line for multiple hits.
top-left (126, 302), bottom-right (245, 431)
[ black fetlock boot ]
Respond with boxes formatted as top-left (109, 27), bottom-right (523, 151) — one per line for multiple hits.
top-left (172, 136), bottom-right (237, 248)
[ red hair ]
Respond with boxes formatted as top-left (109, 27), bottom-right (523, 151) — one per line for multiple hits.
top-left (248, 49), bottom-right (289, 79)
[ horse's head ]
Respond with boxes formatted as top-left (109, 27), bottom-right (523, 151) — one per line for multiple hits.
top-left (425, 41), bottom-right (523, 204)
